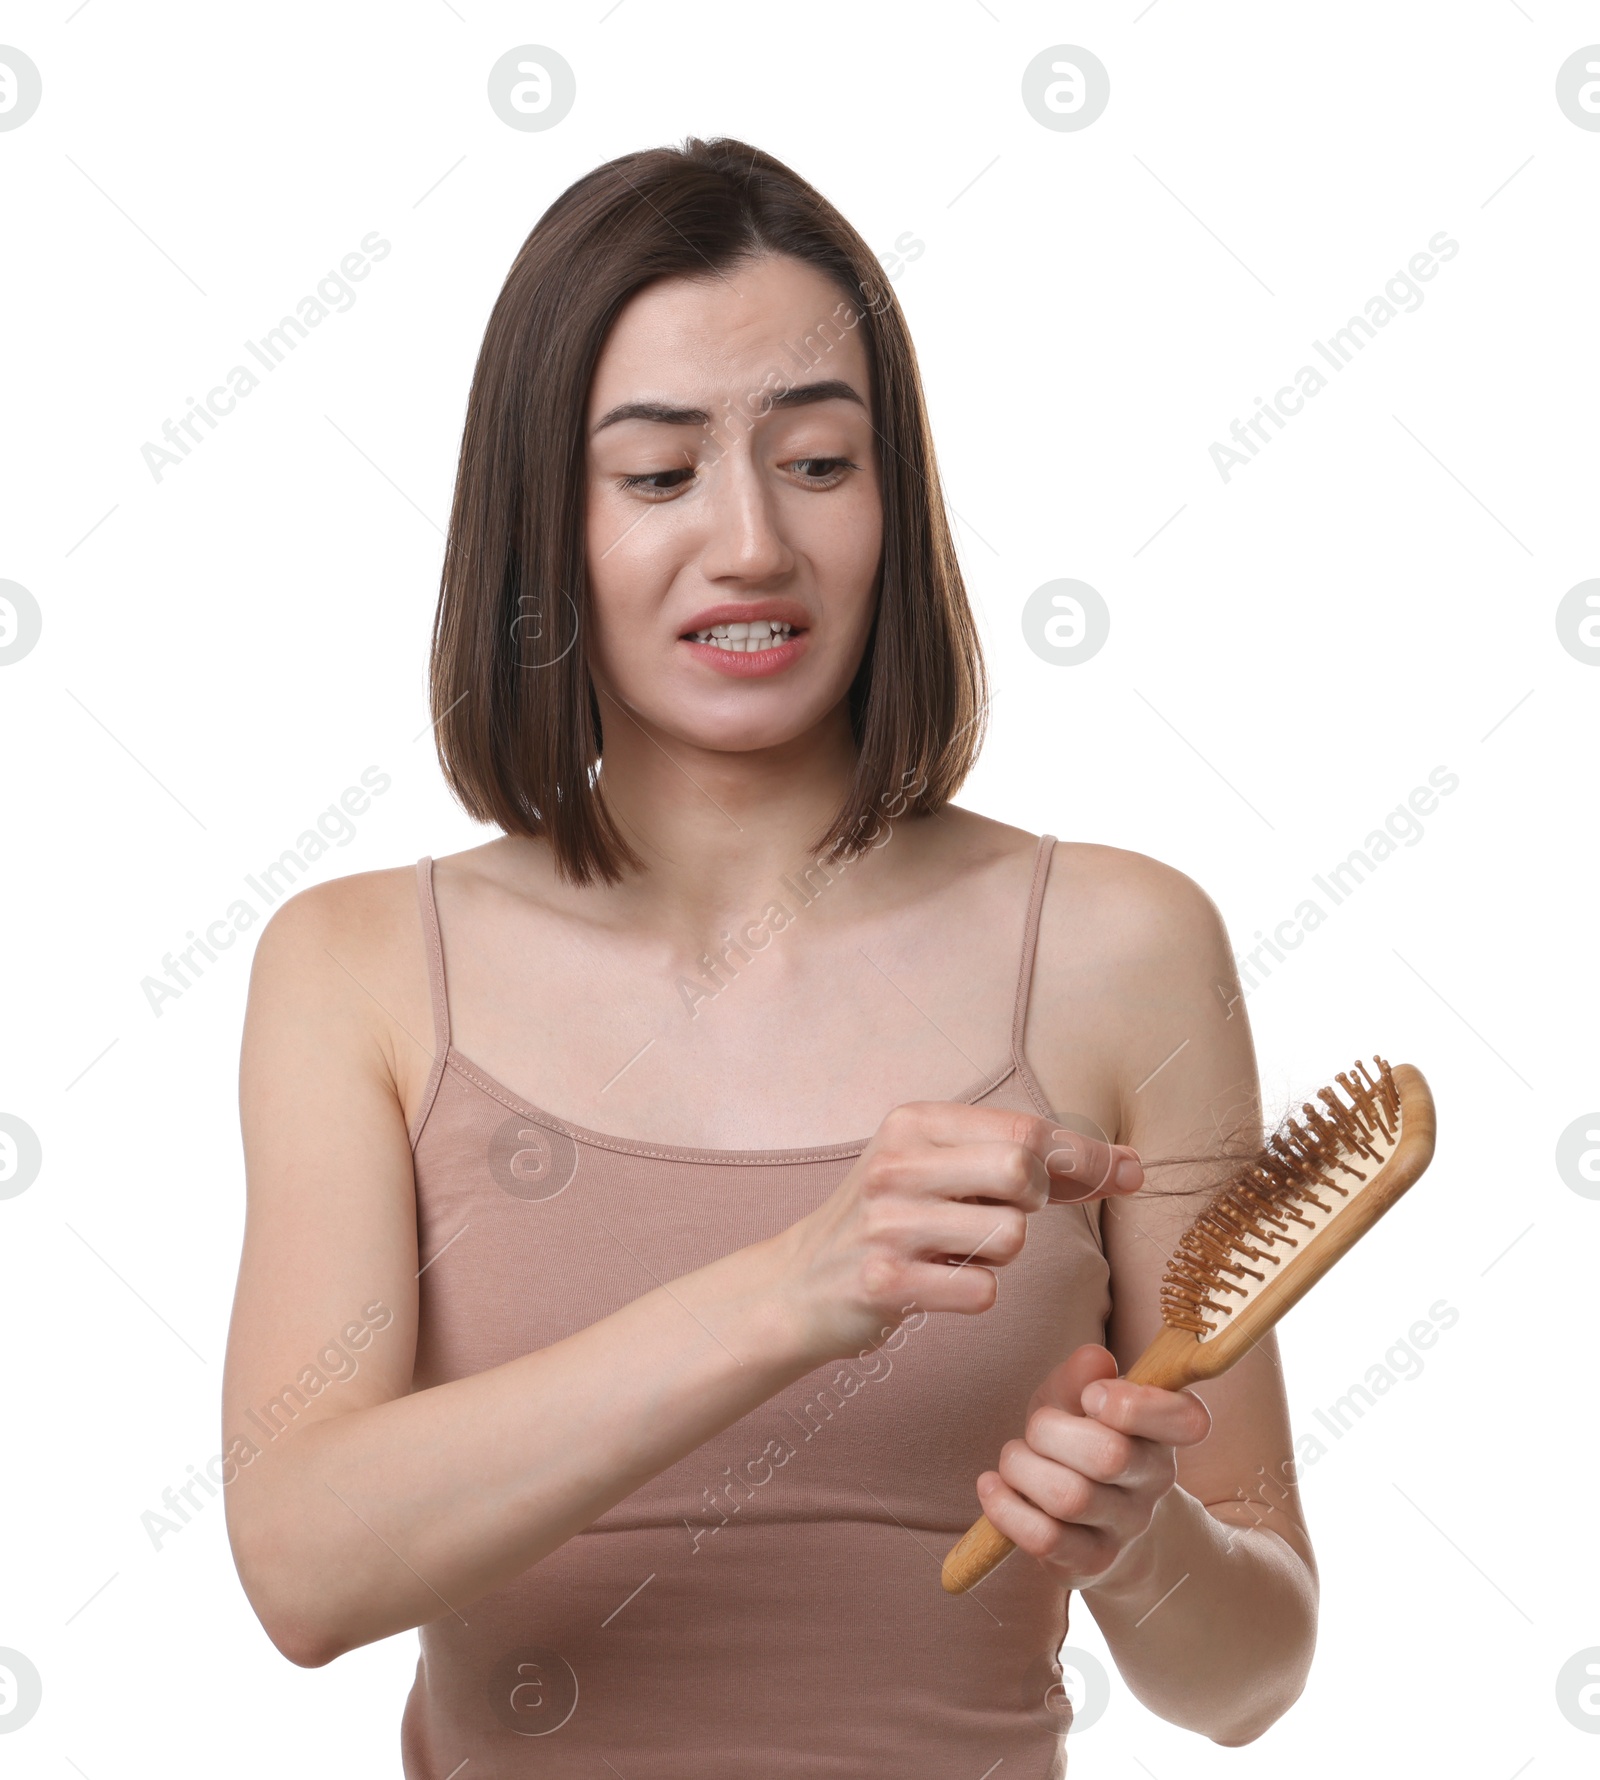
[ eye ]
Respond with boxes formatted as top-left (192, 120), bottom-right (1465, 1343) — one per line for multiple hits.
top-left (616, 467), bottom-right (696, 498)
top-left (788, 456), bottom-right (858, 486)
top-left (613, 455), bottom-right (860, 500)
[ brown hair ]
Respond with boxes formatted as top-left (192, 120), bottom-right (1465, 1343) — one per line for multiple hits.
top-left (428, 135), bottom-right (988, 885)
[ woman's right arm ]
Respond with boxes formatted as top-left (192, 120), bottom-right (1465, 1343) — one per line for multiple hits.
top-left (224, 875), bottom-right (1140, 1668)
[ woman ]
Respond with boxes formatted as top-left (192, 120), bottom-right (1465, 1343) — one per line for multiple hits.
top-left (224, 137), bottom-right (1316, 1775)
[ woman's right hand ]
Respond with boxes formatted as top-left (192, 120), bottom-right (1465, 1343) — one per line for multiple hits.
top-left (770, 1102), bottom-right (1143, 1365)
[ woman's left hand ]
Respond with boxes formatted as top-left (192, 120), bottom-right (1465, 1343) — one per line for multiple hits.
top-left (975, 1343), bottom-right (1213, 1592)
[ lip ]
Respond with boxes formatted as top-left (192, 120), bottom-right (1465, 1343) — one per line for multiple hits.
top-left (677, 599), bottom-right (812, 637)
top-left (680, 631), bottom-right (809, 677)
top-left (676, 599), bottom-right (812, 679)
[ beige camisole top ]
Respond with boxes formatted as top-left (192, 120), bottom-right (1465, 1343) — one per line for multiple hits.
top-left (400, 833), bottom-right (1111, 1777)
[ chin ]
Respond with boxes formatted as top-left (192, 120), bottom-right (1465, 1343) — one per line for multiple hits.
top-left (603, 660), bottom-right (851, 756)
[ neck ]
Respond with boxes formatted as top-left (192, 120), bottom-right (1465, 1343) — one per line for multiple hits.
top-left (587, 687), bottom-right (874, 927)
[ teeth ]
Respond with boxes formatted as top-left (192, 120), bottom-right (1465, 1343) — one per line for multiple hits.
top-left (688, 620), bottom-right (795, 652)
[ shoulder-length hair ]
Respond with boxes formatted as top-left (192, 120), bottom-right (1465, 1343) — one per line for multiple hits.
top-left (429, 135), bottom-right (988, 885)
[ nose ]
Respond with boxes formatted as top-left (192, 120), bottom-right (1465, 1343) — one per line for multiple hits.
top-left (696, 447), bottom-right (796, 586)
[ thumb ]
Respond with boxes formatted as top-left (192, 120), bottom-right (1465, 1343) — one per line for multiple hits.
top-left (1029, 1343), bottom-right (1120, 1417)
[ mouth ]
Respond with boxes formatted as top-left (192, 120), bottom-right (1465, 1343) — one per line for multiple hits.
top-left (678, 617), bottom-right (809, 677)
top-left (682, 619), bottom-right (797, 653)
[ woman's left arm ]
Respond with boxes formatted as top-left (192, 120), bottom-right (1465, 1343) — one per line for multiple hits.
top-left (979, 844), bottom-right (1318, 1745)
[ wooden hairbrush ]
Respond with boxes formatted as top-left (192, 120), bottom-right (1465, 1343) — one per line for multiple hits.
top-left (940, 1055), bottom-right (1437, 1594)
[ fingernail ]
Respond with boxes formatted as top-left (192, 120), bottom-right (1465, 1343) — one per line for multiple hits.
top-left (1113, 1157), bottom-right (1142, 1191)
top-left (1082, 1382), bottom-right (1109, 1415)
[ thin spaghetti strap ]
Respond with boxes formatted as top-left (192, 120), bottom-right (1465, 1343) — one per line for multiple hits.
top-left (414, 857), bottom-right (452, 1054)
top-left (1009, 835), bottom-right (1058, 1111)
top-left (409, 858), bottom-right (452, 1150)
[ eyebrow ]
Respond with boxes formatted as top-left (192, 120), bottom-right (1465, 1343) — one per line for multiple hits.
top-left (589, 377), bottom-right (867, 436)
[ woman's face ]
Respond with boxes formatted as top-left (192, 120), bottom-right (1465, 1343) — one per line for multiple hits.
top-left (583, 252), bottom-right (883, 755)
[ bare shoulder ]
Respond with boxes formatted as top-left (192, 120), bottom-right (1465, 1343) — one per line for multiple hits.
top-left (1023, 840), bottom-right (1249, 1144)
top-left (1039, 841), bottom-right (1233, 974)
top-left (915, 802), bottom-right (1047, 893)
top-left (243, 860), bottom-right (440, 1118)
top-left (250, 861), bottom-right (425, 993)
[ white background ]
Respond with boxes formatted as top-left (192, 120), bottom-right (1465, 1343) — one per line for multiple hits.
top-left (1, 3), bottom-right (1595, 1775)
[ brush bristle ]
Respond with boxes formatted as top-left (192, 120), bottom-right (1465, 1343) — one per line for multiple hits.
top-left (1159, 1056), bottom-right (1403, 1340)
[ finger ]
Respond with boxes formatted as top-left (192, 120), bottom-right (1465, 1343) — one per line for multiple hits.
top-left (884, 1103), bottom-right (1143, 1202)
top-left (976, 1469), bottom-right (1115, 1568)
top-left (911, 1198), bottom-right (1031, 1267)
top-left (896, 1255), bottom-right (1002, 1317)
top-left (1017, 1408), bottom-right (1142, 1488)
top-left (907, 1141), bottom-right (1053, 1211)
top-left (1080, 1378), bottom-right (1213, 1448)
top-left (1029, 1344), bottom-right (1120, 1416)
top-left (1042, 1129), bottom-right (1142, 1203)
top-left (996, 1439), bottom-right (1123, 1530)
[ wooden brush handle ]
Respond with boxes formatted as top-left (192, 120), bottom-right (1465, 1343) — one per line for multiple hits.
top-left (940, 1062), bottom-right (1435, 1595)
top-left (938, 1327), bottom-right (1202, 1593)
